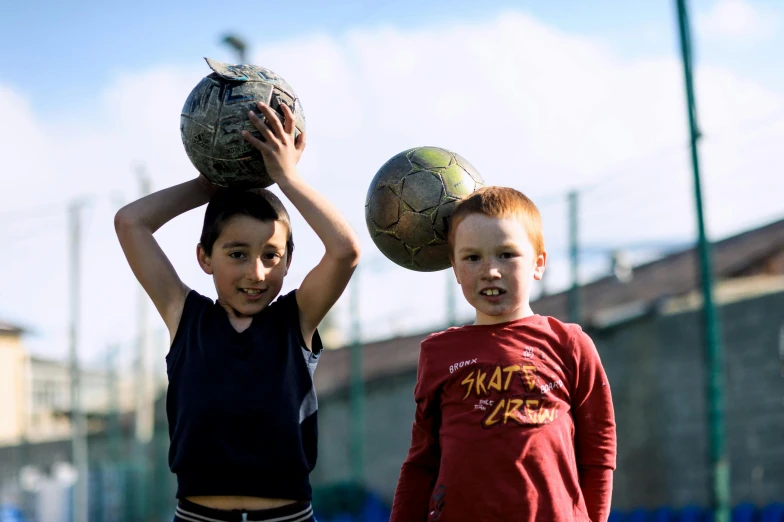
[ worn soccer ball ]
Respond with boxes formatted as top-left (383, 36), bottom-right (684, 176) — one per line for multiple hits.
top-left (365, 147), bottom-right (485, 272)
top-left (180, 58), bottom-right (306, 188)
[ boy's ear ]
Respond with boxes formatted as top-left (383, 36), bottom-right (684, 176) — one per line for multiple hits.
top-left (197, 244), bottom-right (214, 275)
top-left (285, 251), bottom-right (293, 275)
top-left (533, 251), bottom-right (547, 280)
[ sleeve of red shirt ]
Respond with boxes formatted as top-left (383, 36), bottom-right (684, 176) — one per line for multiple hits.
top-left (570, 327), bottom-right (617, 522)
top-left (390, 341), bottom-right (441, 522)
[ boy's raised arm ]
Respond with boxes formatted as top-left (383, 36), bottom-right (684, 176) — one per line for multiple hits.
top-left (114, 176), bottom-right (217, 339)
top-left (243, 102), bottom-right (361, 348)
top-left (277, 172), bottom-right (361, 346)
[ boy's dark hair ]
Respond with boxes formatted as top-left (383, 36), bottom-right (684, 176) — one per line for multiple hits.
top-left (199, 188), bottom-right (294, 260)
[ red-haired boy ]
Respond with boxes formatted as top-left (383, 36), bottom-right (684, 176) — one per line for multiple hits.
top-left (391, 186), bottom-right (617, 522)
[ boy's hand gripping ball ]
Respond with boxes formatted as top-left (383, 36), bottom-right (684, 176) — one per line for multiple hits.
top-left (181, 58), bottom-right (306, 189)
top-left (365, 147), bottom-right (484, 272)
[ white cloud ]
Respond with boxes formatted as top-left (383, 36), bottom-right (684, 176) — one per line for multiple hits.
top-left (697, 0), bottom-right (779, 41)
top-left (0, 11), bottom-right (782, 362)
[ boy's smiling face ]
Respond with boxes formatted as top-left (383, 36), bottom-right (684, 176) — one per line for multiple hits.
top-left (452, 213), bottom-right (546, 326)
top-left (198, 215), bottom-right (291, 319)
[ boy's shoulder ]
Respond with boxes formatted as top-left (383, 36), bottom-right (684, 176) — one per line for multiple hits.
top-left (270, 288), bottom-right (298, 310)
top-left (181, 288), bottom-right (215, 314)
top-left (420, 315), bottom-right (591, 352)
top-left (538, 315), bottom-right (596, 355)
top-left (540, 314), bottom-right (588, 339)
top-left (420, 325), bottom-right (469, 347)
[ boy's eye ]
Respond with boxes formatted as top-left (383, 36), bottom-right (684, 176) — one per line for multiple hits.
top-left (465, 255), bottom-right (480, 262)
top-left (500, 252), bottom-right (515, 259)
top-left (264, 252), bottom-right (282, 260)
top-left (228, 251), bottom-right (246, 259)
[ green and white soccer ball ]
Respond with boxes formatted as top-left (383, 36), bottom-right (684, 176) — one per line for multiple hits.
top-left (365, 146), bottom-right (485, 272)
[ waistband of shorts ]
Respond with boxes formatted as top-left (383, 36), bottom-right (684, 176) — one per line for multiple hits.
top-left (176, 498), bottom-right (313, 522)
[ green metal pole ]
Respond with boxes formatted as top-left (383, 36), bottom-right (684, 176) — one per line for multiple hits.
top-left (446, 272), bottom-right (457, 327)
top-left (675, 2), bottom-right (730, 520)
top-left (107, 345), bottom-right (121, 462)
top-left (349, 267), bottom-right (364, 484)
top-left (104, 344), bottom-right (121, 520)
top-left (568, 191), bottom-right (581, 324)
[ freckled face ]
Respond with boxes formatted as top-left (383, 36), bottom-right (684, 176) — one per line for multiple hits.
top-left (452, 214), bottom-right (546, 325)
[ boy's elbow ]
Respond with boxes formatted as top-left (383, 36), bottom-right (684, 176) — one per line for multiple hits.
top-left (114, 208), bottom-right (133, 233)
top-left (336, 239), bottom-right (361, 266)
top-left (345, 242), bottom-right (362, 266)
top-left (114, 207), bottom-right (145, 234)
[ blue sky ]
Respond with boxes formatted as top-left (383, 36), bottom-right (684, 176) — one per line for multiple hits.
top-left (1, 0), bottom-right (783, 361)
top-left (0, 1), bottom-right (677, 114)
top-left (2, 1), bottom-right (782, 118)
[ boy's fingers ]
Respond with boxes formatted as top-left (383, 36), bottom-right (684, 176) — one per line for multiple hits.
top-left (247, 110), bottom-right (267, 132)
top-left (257, 102), bottom-right (285, 138)
top-left (280, 103), bottom-right (295, 135)
top-left (247, 111), bottom-right (276, 143)
top-left (241, 129), bottom-right (269, 152)
top-left (295, 131), bottom-right (306, 152)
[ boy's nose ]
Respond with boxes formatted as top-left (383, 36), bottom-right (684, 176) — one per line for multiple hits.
top-left (484, 269), bottom-right (502, 279)
top-left (248, 259), bottom-right (266, 281)
top-left (482, 262), bottom-right (502, 279)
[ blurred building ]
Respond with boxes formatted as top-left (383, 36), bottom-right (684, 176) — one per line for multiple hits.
top-left (312, 217), bottom-right (784, 510)
top-left (0, 333), bottom-right (137, 447)
top-left (0, 326), bottom-right (144, 517)
top-left (0, 322), bottom-right (28, 445)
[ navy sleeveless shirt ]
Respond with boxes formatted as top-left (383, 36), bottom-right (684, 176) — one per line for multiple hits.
top-left (165, 289), bottom-right (322, 500)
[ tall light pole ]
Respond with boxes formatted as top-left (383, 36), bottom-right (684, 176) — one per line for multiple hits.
top-left (69, 200), bottom-right (89, 522)
top-left (222, 34), bottom-right (248, 63)
top-left (133, 166), bottom-right (153, 520)
top-left (675, 1), bottom-right (729, 521)
top-left (134, 167), bottom-right (153, 444)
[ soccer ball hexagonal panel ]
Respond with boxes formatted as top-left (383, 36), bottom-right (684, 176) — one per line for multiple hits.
top-left (401, 171), bottom-right (444, 213)
top-left (368, 186), bottom-right (401, 229)
top-left (365, 146), bottom-right (485, 272)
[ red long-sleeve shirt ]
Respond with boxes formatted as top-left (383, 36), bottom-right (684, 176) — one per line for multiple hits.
top-left (391, 315), bottom-right (616, 522)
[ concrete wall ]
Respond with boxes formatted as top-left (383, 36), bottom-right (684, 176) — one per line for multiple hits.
top-left (313, 371), bottom-right (418, 499)
top-left (599, 290), bottom-right (784, 508)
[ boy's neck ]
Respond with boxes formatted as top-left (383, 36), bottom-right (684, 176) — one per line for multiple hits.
top-left (474, 303), bottom-right (535, 326)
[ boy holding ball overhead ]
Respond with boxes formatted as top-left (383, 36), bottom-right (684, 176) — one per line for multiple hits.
top-left (391, 186), bottom-right (616, 522)
top-left (115, 102), bottom-right (360, 521)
